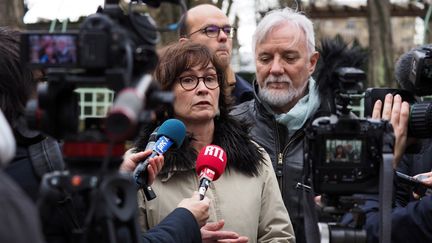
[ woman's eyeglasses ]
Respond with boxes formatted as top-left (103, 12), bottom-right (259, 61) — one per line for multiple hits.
top-left (178, 75), bottom-right (219, 91)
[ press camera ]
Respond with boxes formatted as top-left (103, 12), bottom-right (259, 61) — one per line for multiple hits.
top-left (306, 67), bottom-right (393, 196)
top-left (20, 1), bottom-right (184, 242)
top-left (364, 46), bottom-right (432, 138)
top-left (304, 67), bottom-right (394, 243)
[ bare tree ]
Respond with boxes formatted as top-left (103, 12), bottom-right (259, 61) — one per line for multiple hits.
top-left (367, 0), bottom-right (394, 88)
top-left (0, 0), bottom-right (25, 30)
top-left (278, 0), bottom-right (302, 9)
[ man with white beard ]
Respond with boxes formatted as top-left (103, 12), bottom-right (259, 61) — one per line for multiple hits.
top-left (231, 7), bottom-right (320, 243)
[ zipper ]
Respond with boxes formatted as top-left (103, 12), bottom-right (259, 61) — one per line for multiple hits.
top-left (281, 130), bottom-right (305, 157)
top-left (276, 129), bottom-right (305, 193)
top-left (277, 152), bottom-right (283, 165)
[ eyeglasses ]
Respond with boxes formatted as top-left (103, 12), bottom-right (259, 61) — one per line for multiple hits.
top-left (188, 25), bottom-right (236, 38)
top-left (178, 75), bottom-right (219, 91)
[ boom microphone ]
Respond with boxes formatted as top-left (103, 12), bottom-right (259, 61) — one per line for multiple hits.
top-left (196, 145), bottom-right (227, 200)
top-left (105, 74), bottom-right (174, 142)
top-left (134, 118), bottom-right (186, 200)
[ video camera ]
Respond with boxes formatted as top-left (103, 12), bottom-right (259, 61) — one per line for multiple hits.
top-left (20, 1), bottom-right (185, 242)
top-left (364, 45), bottom-right (432, 138)
top-left (21, 0), bottom-right (172, 141)
top-left (304, 67), bottom-right (394, 242)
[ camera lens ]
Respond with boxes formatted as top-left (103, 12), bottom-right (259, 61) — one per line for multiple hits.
top-left (409, 102), bottom-right (432, 138)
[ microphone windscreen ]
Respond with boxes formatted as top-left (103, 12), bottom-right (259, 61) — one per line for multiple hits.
top-left (157, 119), bottom-right (186, 149)
top-left (196, 145), bottom-right (227, 181)
top-left (395, 47), bottom-right (417, 92)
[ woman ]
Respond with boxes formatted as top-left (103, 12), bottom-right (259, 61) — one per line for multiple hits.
top-left (333, 144), bottom-right (347, 160)
top-left (133, 42), bottom-right (295, 242)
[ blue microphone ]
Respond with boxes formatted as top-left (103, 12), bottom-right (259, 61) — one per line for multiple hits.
top-left (134, 119), bottom-right (186, 200)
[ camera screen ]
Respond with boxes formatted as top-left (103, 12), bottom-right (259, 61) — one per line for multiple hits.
top-left (27, 34), bottom-right (78, 66)
top-left (325, 139), bottom-right (362, 163)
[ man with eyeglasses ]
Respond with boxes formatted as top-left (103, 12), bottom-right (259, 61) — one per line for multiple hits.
top-left (178, 4), bottom-right (253, 105)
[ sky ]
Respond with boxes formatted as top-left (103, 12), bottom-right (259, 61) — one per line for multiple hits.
top-left (24, 0), bottom-right (104, 23)
top-left (23, 0), bottom-right (423, 71)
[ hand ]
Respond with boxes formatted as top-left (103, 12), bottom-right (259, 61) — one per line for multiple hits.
top-left (178, 191), bottom-right (210, 227)
top-left (414, 171), bottom-right (432, 186)
top-left (372, 94), bottom-right (410, 168)
top-left (201, 220), bottom-right (249, 243)
top-left (314, 195), bottom-right (323, 208)
top-left (119, 149), bottom-right (164, 185)
top-left (412, 171), bottom-right (432, 199)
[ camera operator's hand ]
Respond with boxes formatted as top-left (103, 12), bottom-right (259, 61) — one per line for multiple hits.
top-left (413, 171), bottom-right (432, 199)
top-left (415, 172), bottom-right (432, 185)
top-left (120, 149), bottom-right (164, 185)
top-left (201, 220), bottom-right (249, 243)
top-left (177, 191), bottom-right (210, 228)
top-left (372, 94), bottom-right (410, 168)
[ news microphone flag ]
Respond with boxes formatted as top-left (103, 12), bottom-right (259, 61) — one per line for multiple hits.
top-left (196, 145), bottom-right (227, 200)
top-left (134, 119), bottom-right (186, 200)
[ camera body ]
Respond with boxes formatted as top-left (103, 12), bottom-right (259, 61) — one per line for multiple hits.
top-left (21, 2), bottom-right (168, 140)
top-left (306, 115), bottom-right (392, 196)
top-left (408, 46), bottom-right (432, 96)
top-left (304, 67), bottom-right (395, 243)
top-left (306, 67), bottom-right (394, 196)
top-left (23, 1), bottom-right (184, 242)
top-left (21, 6), bottom-right (158, 88)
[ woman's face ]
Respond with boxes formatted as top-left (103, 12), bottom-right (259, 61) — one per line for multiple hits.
top-left (172, 63), bottom-right (220, 124)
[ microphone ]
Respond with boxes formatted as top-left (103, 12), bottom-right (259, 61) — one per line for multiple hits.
top-left (134, 118), bottom-right (186, 200)
top-left (196, 145), bottom-right (227, 200)
top-left (0, 109), bottom-right (16, 167)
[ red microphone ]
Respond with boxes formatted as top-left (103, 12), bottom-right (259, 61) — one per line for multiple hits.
top-left (196, 145), bottom-right (227, 200)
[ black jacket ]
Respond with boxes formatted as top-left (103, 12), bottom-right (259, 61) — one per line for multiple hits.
top-left (143, 208), bottom-right (201, 243)
top-left (0, 171), bottom-right (45, 243)
top-left (231, 79), bottom-right (330, 243)
top-left (232, 74), bottom-right (253, 105)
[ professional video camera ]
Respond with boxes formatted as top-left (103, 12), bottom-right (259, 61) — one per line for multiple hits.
top-left (20, 1), bottom-right (185, 242)
top-left (364, 45), bottom-right (432, 138)
top-left (304, 67), bottom-right (394, 243)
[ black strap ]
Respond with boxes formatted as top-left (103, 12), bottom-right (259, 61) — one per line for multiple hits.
top-left (303, 187), bottom-right (320, 243)
top-left (379, 153), bottom-right (394, 243)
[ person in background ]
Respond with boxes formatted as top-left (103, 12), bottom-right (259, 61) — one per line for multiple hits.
top-left (0, 107), bottom-right (45, 243)
top-left (178, 4), bottom-right (253, 105)
top-left (0, 27), bottom-right (64, 202)
top-left (231, 8), bottom-right (320, 242)
top-left (131, 41), bottom-right (295, 243)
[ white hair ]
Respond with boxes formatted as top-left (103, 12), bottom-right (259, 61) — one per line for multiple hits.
top-left (252, 8), bottom-right (316, 56)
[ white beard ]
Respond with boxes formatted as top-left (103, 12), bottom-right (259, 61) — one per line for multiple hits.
top-left (258, 75), bottom-right (308, 108)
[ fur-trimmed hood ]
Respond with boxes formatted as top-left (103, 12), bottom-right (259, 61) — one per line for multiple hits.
top-left (134, 115), bottom-right (264, 178)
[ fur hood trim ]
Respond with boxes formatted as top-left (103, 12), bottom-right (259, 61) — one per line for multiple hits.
top-left (135, 115), bottom-right (264, 179)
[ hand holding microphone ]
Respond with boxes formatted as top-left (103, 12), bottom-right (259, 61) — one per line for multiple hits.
top-left (177, 191), bottom-right (210, 227)
top-left (120, 150), bottom-right (164, 185)
top-left (133, 119), bottom-right (186, 200)
top-left (196, 145), bottom-right (227, 200)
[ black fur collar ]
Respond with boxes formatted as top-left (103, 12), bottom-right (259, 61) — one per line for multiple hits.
top-left (135, 115), bottom-right (264, 177)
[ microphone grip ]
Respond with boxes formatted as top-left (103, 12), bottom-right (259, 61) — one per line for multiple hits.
top-left (134, 151), bottom-right (158, 201)
top-left (198, 178), bottom-right (211, 200)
